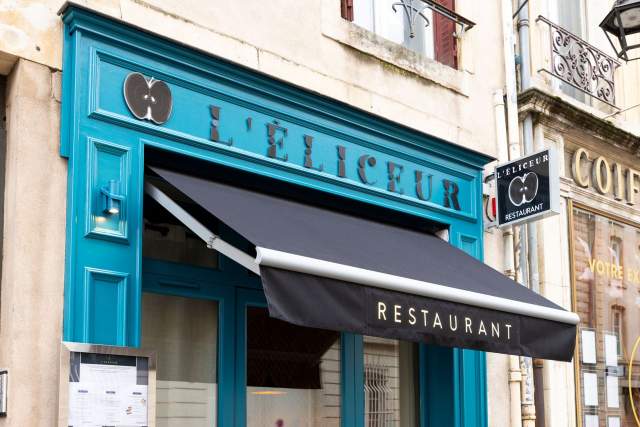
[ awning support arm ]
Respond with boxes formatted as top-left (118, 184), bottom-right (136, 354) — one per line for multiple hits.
top-left (144, 182), bottom-right (261, 275)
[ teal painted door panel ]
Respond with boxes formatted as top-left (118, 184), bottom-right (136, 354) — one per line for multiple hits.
top-left (84, 267), bottom-right (128, 344)
top-left (450, 224), bottom-right (488, 427)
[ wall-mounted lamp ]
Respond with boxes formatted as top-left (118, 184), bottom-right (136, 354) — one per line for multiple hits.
top-left (101, 180), bottom-right (124, 215)
top-left (601, 0), bottom-right (640, 61)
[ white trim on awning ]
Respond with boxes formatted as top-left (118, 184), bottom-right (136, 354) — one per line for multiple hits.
top-left (256, 247), bottom-right (580, 325)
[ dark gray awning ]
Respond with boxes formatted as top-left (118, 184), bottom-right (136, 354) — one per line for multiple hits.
top-left (149, 167), bottom-right (578, 361)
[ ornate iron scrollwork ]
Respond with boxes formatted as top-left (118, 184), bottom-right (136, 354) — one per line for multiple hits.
top-left (538, 16), bottom-right (620, 107)
top-left (391, 0), bottom-right (475, 39)
top-left (392, 0), bottom-right (431, 38)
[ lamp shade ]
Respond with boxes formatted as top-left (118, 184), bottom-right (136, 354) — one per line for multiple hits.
top-left (601, 0), bottom-right (640, 61)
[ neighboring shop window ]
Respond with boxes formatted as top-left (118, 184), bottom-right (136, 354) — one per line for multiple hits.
top-left (246, 307), bottom-right (341, 427)
top-left (610, 237), bottom-right (623, 288)
top-left (611, 305), bottom-right (624, 358)
top-left (141, 293), bottom-right (219, 426)
top-left (571, 207), bottom-right (640, 426)
top-left (363, 337), bottom-right (419, 426)
top-left (342, 0), bottom-right (458, 67)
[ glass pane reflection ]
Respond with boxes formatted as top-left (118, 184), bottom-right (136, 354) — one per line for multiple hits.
top-left (246, 307), bottom-right (341, 427)
top-left (363, 337), bottom-right (419, 427)
top-left (142, 293), bottom-right (218, 427)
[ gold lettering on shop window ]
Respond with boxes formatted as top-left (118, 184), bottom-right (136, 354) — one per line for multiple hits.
top-left (570, 148), bottom-right (640, 205)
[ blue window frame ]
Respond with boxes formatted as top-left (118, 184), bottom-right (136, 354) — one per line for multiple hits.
top-left (60, 5), bottom-right (490, 426)
top-left (142, 256), bottom-right (481, 427)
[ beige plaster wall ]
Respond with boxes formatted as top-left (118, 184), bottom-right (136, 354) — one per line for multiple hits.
top-left (0, 0), bottom-right (506, 157)
top-left (0, 59), bottom-right (66, 426)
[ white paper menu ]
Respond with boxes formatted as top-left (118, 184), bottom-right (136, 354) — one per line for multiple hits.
top-left (607, 416), bottom-right (621, 427)
top-left (585, 415), bottom-right (599, 427)
top-left (606, 375), bottom-right (619, 408)
top-left (68, 352), bottom-right (148, 426)
top-left (581, 330), bottom-right (596, 364)
top-left (583, 372), bottom-right (599, 407)
top-left (604, 334), bottom-right (618, 367)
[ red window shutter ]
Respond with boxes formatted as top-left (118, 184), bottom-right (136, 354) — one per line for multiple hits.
top-left (341, 0), bottom-right (354, 21)
top-left (434, 0), bottom-right (457, 69)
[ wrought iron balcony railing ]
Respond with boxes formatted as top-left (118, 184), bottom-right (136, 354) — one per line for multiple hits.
top-left (392, 0), bottom-right (475, 38)
top-left (537, 16), bottom-right (620, 108)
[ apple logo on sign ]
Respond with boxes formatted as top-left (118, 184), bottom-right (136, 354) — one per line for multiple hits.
top-left (123, 72), bottom-right (172, 125)
top-left (508, 172), bottom-right (539, 207)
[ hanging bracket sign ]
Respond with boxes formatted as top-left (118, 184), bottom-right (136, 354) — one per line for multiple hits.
top-left (495, 148), bottom-right (560, 227)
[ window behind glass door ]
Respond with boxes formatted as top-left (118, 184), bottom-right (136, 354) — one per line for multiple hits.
top-left (245, 306), bottom-right (342, 427)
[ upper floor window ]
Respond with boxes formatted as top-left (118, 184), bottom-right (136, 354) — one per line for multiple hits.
top-left (537, 0), bottom-right (619, 108)
top-left (609, 237), bottom-right (622, 266)
top-left (609, 235), bottom-right (623, 287)
top-left (611, 305), bottom-right (624, 358)
top-left (342, 0), bottom-right (458, 68)
top-left (554, 0), bottom-right (587, 103)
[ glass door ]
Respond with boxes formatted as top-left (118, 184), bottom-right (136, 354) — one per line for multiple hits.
top-left (141, 292), bottom-right (221, 426)
top-left (237, 289), bottom-right (342, 427)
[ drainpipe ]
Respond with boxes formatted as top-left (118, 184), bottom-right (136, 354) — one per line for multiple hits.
top-left (516, 0), bottom-right (539, 293)
top-left (503, 2), bottom-right (522, 163)
top-left (493, 90), bottom-right (514, 279)
top-left (523, 116), bottom-right (539, 294)
top-left (495, 89), bottom-right (522, 427)
top-left (502, 0), bottom-right (527, 290)
top-left (500, 1), bottom-right (523, 426)
top-left (517, 2), bottom-right (539, 427)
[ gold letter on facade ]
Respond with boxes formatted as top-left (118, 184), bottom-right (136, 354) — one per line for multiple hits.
top-left (627, 168), bottom-right (640, 205)
top-left (613, 162), bottom-right (625, 201)
top-left (592, 156), bottom-right (611, 194)
top-left (571, 148), bottom-right (590, 188)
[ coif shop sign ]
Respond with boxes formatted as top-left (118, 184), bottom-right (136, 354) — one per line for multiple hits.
top-left (495, 149), bottom-right (560, 227)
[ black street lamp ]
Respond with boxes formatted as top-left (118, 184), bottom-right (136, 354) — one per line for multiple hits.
top-left (601, 0), bottom-right (640, 61)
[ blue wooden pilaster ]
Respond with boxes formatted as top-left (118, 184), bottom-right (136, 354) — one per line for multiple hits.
top-left (63, 131), bottom-right (143, 346)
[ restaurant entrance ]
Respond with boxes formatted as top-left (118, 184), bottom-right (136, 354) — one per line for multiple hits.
top-left (59, 6), bottom-right (577, 426)
top-left (139, 163), bottom-right (428, 426)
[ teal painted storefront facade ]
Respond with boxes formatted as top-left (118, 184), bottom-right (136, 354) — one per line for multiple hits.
top-left (60, 6), bottom-right (492, 426)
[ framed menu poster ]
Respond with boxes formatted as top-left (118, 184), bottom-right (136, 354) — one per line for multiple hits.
top-left (59, 342), bottom-right (156, 427)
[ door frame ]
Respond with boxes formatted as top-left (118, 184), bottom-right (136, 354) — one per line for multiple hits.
top-left (143, 258), bottom-right (452, 427)
top-left (141, 257), bottom-right (237, 426)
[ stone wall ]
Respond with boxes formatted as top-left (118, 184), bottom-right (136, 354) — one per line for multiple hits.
top-left (0, 59), bottom-right (66, 426)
